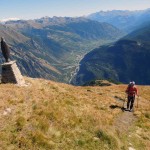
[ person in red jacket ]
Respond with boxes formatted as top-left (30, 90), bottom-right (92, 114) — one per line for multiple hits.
top-left (125, 81), bottom-right (138, 111)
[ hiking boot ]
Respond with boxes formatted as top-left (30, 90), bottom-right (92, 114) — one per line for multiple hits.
top-left (129, 109), bottom-right (133, 112)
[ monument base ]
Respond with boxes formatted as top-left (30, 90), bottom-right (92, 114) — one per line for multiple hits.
top-left (1, 61), bottom-right (25, 85)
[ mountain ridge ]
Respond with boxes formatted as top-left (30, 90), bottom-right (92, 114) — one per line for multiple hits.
top-left (1, 17), bottom-right (124, 83)
top-left (73, 23), bottom-right (150, 85)
top-left (87, 9), bottom-right (150, 32)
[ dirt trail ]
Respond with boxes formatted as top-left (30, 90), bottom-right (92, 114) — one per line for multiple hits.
top-left (112, 95), bottom-right (139, 133)
top-left (113, 95), bottom-right (149, 133)
top-left (112, 104), bottom-right (138, 150)
top-left (113, 111), bottom-right (137, 133)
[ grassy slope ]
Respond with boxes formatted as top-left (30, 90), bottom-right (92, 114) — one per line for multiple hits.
top-left (0, 78), bottom-right (149, 150)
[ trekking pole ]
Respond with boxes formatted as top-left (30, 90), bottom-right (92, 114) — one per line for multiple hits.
top-left (137, 96), bottom-right (139, 108)
top-left (122, 94), bottom-right (127, 110)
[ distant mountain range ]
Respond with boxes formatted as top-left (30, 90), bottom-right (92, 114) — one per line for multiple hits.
top-left (0, 17), bottom-right (124, 83)
top-left (2, 9), bottom-right (150, 84)
top-left (87, 9), bottom-right (150, 32)
top-left (73, 23), bottom-right (150, 85)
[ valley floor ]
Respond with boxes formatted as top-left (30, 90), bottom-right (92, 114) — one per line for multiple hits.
top-left (0, 77), bottom-right (149, 150)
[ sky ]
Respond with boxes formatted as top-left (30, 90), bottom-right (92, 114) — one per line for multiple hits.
top-left (0, 0), bottom-right (150, 20)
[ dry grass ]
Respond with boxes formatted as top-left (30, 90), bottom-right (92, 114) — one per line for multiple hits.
top-left (0, 78), bottom-right (149, 150)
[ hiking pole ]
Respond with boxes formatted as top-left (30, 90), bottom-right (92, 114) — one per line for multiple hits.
top-left (122, 94), bottom-right (127, 110)
top-left (137, 96), bottom-right (139, 108)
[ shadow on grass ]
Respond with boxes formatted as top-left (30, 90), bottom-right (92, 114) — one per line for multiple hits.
top-left (109, 105), bottom-right (125, 111)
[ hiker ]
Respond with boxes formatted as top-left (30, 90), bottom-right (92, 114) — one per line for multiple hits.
top-left (125, 81), bottom-right (138, 112)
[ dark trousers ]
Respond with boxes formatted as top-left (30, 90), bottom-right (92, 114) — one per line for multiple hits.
top-left (127, 96), bottom-right (135, 110)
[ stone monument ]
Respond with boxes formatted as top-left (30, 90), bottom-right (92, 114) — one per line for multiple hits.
top-left (1, 37), bottom-right (25, 85)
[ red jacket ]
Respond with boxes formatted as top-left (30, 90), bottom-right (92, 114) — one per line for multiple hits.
top-left (126, 85), bottom-right (138, 96)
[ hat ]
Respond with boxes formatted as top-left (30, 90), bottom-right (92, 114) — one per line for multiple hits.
top-left (130, 81), bottom-right (135, 85)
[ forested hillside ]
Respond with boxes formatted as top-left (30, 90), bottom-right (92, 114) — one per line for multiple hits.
top-left (73, 24), bottom-right (150, 85)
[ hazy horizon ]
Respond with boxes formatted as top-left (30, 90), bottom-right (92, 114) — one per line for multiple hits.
top-left (0, 0), bottom-right (150, 20)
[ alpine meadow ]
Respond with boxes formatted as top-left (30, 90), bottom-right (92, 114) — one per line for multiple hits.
top-left (0, 1), bottom-right (150, 150)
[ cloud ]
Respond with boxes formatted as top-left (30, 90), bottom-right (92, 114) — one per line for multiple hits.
top-left (0, 18), bottom-right (20, 22)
